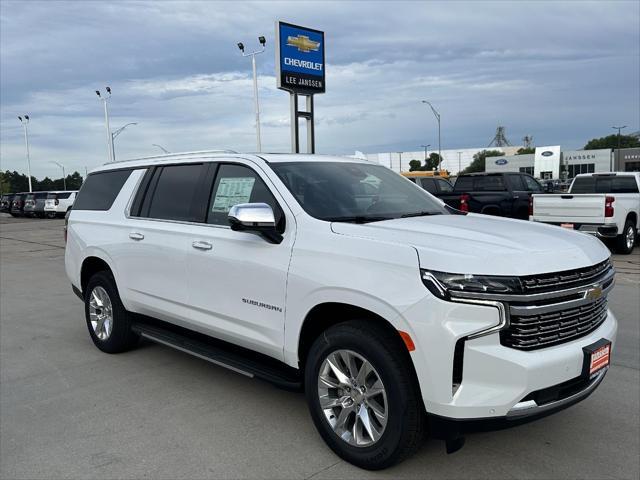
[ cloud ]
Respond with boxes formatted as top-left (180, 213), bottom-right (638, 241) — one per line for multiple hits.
top-left (1, 0), bottom-right (638, 178)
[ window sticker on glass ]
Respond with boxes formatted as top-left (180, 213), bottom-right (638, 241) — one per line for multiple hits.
top-left (212, 177), bottom-right (256, 212)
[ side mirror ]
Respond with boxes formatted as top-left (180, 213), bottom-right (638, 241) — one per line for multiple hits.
top-left (228, 203), bottom-right (283, 244)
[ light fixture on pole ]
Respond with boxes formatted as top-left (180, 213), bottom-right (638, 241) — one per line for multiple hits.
top-left (238, 36), bottom-right (266, 152)
top-left (612, 125), bottom-right (627, 170)
top-left (152, 143), bottom-right (170, 154)
top-left (51, 161), bottom-right (66, 190)
top-left (96, 87), bottom-right (114, 162)
top-left (110, 122), bottom-right (137, 161)
top-left (17, 115), bottom-right (33, 192)
top-left (421, 100), bottom-right (441, 170)
top-left (420, 144), bottom-right (431, 163)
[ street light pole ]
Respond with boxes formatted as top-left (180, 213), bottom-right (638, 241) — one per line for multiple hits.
top-left (612, 125), bottom-right (627, 170)
top-left (420, 144), bottom-right (431, 163)
top-left (111, 122), bottom-right (138, 161)
top-left (457, 151), bottom-right (463, 174)
top-left (96, 87), bottom-right (114, 162)
top-left (17, 115), bottom-right (33, 192)
top-left (238, 37), bottom-right (266, 152)
top-left (422, 100), bottom-right (441, 171)
top-left (152, 144), bottom-right (170, 154)
top-left (51, 161), bottom-right (66, 190)
top-left (397, 152), bottom-right (403, 172)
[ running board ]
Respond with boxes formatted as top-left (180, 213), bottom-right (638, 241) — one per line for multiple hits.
top-left (131, 322), bottom-right (302, 391)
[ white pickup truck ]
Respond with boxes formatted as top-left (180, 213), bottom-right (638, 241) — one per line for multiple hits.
top-left (531, 172), bottom-right (640, 254)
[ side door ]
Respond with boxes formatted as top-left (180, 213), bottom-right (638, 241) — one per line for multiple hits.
top-left (115, 162), bottom-right (209, 323)
top-left (183, 161), bottom-right (294, 360)
top-left (505, 174), bottom-right (529, 218)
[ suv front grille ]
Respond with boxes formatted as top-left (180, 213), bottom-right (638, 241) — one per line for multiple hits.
top-left (502, 297), bottom-right (608, 350)
top-left (499, 261), bottom-right (614, 351)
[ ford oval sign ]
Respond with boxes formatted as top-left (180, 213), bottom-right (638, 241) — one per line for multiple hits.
top-left (541, 151), bottom-right (554, 157)
top-left (495, 158), bottom-right (508, 165)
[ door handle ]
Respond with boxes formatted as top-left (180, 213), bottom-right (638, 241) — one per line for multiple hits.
top-left (129, 232), bottom-right (144, 241)
top-left (192, 240), bottom-right (213, 251)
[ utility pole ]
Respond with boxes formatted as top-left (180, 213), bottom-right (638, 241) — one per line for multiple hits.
top-left (420, 144), bottom-right (430, 164)
top-left (17, 115), bottom-right (33, 192)
top-left (421, 100), bottom-right (441, 171)
top-left (397, 152), bottom-right (403, 172)
top-left (95, 87), bottom-right (114, 162)
top-left (51, 161), bottom-right (66, 190)
top-left (457, 151), bottom-right (463, 174)
top-left (238, 37), bottom-right (266, 152)
top-left (612, 125), bottom-right (626, 170)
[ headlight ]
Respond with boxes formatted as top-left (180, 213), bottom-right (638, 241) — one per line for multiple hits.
top-left (421, 269), bottom-right (522, 299)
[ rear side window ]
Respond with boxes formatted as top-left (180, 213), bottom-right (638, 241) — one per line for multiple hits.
top-left (454, 176), bottom-right (473, 191)
top-left (146, 164), bottom-right (206, 222)
top-left (436, 179), bottom-right (453, 192)
top-left (611, 177), bottom-right (639, 193)
top-left (73, 170), bottom-right (132, 211)
top-left (419, 178), bottom-right (438, 193)
top-left (474, 176), bottom-right (506, 191)
top-left (571, 176), bottom-right (639, 194)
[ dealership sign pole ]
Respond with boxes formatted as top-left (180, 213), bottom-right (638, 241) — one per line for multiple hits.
top-left (275, 21), bottom-right (325, 153)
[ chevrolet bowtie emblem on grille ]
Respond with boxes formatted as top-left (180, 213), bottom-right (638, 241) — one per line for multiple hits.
top-left (584, 285), bottom-right (603, 300)
top-left (287, 35), bottom-right (320, 52)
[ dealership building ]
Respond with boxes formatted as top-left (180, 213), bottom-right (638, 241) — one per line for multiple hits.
top-left (485, 147), bottom-right (617, 179)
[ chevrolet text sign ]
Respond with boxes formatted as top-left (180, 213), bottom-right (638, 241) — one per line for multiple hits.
top-left (276, 21), bottom-right (325, 94)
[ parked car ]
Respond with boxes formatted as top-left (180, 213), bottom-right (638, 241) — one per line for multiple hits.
top-left (404, 175), bottom-right (454, 197)
top-left (23, 192), bottom-right (49, 218)
top-left (10, 193), bottom-right (28, 217)
top-left (66, 153), bottom-right (617, 470)
top-left (44, 191), bottom-right (78, 218)
top-left (1, 194), bottom-right (15, 213)
top-left (531, 172), bottom-right (640, 254)
top-left (438, 172), bottom-right (544, 219)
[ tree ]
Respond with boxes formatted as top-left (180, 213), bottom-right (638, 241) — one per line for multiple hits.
top-left (584, 134), bottom-right (640, 150)
top-left (408, 160), bottom-right (422, 171)
top-left (0, 170), bottom-right (83, 192)
top-left (516, 147), bottom-right (535, 155)
top-left (461, 150), bottom-right (503, 174)
top-left (425, 152), bottom-right (442, 171)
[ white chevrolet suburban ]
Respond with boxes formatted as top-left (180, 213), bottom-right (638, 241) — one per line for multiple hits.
top-left (65, 152), bottom-right (617, 470)
top-left (531, 172), bottom-right (640, 254)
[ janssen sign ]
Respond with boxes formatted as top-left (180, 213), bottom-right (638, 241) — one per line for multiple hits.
top-left (275, 21), bottom-right (325, 94)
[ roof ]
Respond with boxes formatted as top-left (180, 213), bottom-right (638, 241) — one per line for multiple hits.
top-left (91, 151), bottom-right (370, 173)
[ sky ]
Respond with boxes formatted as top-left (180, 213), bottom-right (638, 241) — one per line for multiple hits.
top-left (1, 0), bottom-right (639, 179)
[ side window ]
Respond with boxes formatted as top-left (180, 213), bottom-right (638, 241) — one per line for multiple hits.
top-left (454, 176), bottom-right (473, 191)
top-left (73, 169), bottom-right (132, 211)
top-left (611, 177), bottom-right (639, 193)
top-left (507, 175), bottom-right (526, 191)
top-left (207, 164), bottom-right (284, 231)
top-left (146, 164), bottom-right (206, 221)
top-left (57, 192), bottom-right (72, 200)
top-left (436, 179), bottom-right (453, 192)
top-left (419, 178), bottom-right (438, 193)
top-left (474, 176), bottom-right (506, 191)
top-left (523, 175), bottom-right (542, 192)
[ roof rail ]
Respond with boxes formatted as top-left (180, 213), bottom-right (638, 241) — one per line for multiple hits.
top-left (107, 149), bottom-right (241, 165)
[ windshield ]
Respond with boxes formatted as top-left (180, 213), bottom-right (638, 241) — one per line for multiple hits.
top-left (270, 161), bottom-right (448, 222)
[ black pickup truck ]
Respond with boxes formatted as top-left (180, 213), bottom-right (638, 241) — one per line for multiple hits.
top-left (438, 172), bottom-right (544, 219)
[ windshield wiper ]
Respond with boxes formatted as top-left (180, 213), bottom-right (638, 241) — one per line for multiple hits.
top-left (323, 215), bottom-right (393, 224)
top-left (400, 211), bottom-right (442, 218)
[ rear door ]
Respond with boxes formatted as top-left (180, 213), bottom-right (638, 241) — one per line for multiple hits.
top-left (182, 160), bottom-right (294, 359)
top-left (117, 163), bottom-right (209, 322)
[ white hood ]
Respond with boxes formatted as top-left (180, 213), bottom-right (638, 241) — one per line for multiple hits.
top-left (331, 213), bottom-right (610, 276)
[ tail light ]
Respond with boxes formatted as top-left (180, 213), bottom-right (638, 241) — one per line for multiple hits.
top-left (459, 194), bottom-right (470, 213)
top-left (528, 196), bottom-right (534, 216)
top-left (605, 196), bottom-right (615, 218)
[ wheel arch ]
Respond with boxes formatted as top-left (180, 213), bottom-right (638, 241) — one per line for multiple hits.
top-left (626, 210), bottom-right (638, 228)
top-left (80, 255), bottom-right (115, 295)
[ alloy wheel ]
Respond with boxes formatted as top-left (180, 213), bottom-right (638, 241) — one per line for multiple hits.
top-left (88, 286), bottom-right (113, 341)
top-left (317, 349), bottom-right (388, 447)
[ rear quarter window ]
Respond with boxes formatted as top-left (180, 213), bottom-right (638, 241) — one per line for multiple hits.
top-left (73, 170), bottom-right (133, 211)
top-left (474, 175), bottom-right (506, 191)
top-left (453, 176), bottom-right (473, 191)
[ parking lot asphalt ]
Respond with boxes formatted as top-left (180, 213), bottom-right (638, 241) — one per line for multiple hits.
top-left (1, 214), bottom-right (638, 480)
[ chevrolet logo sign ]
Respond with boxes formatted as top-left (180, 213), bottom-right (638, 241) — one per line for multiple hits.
top-left (287, 35), bottom-right (320, 53)
top-left (584, 285), bottom-right (603, 301)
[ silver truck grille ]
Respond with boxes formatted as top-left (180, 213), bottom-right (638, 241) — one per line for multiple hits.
top-left (520, 259), bottom-right (611, 293)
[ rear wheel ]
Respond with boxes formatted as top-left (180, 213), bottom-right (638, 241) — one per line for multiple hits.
top-left (46, 212), bottom-right (56, 219)
top-left (304, 321), bottom-right (425, 470)
top-left (615, 220), bottom-right (636, 255)
top-left (84, 271), bottom-right (139, 353)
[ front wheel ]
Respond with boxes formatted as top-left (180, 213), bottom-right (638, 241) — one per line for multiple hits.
top-left (615, 220), bottom-right (636, 255)
top-left (304, 321), bottom-right (425, 470)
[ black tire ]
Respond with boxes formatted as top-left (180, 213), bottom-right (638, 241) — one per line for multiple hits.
top-left (615, 220), bottom-right (636, 255)
top-left (84, 270), bottom-right (139, 353)
top-left (46, 212), bottom-right (56, 219)
top-left (304, 320), bottom-right (425, 470)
